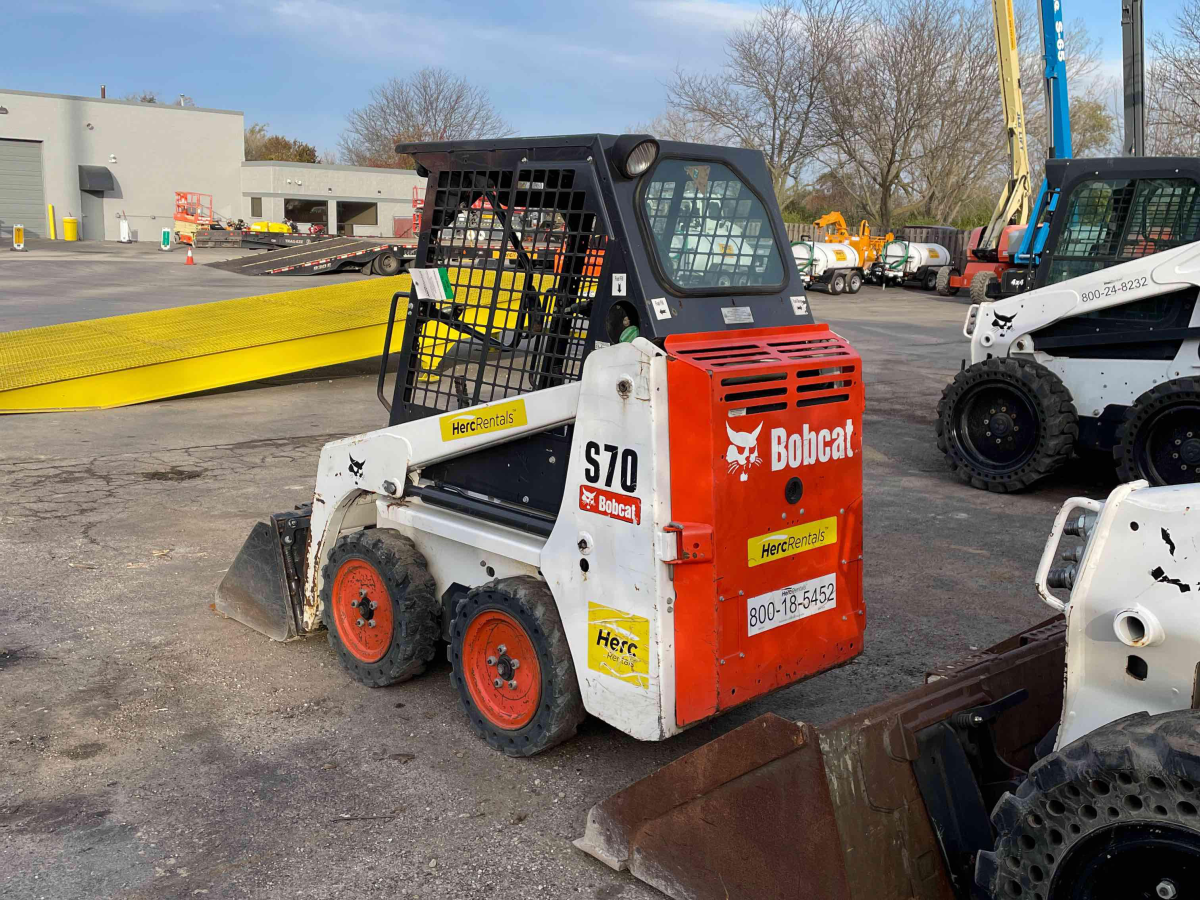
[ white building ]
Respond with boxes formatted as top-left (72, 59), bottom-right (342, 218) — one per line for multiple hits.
top-left (0, 88), bottom-right (421, 241)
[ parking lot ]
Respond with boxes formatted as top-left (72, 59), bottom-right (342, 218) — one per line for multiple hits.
top-left (0, 267), bottom-right (1116, 900)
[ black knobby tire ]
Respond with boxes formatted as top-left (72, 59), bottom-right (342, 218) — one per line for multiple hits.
top-left (448, 576), bottom-right (584, 757)
top-left (1114, 379), bottom-right (1200, 486)
top-left (847, 271), bottom-right (863, 294)
top-left (936, 358), bottom-right (1078, 492)
top-left (971, 270), bottom-right (997, 303)
top-left (923, 268), bottom-right (939, 291)
top-left (977, 710), bottom-right (1200, 900)
top-left (374, 252), bottom-right (401, 277)
top-left (936, 266), bottom-right (961, 297)
top-left (320, 529), bottom-right (440, 687)
top-left (829, 271), bottom-right (846, 295)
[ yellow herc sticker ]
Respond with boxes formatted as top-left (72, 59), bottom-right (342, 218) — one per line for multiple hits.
top-left (929, 249), bottom-right (940, 258)
top-left (833, 249), bottom-right (847, 261)
top-left (747, 516), bottom-right (837, 568)
top-left (439, 398), bottom-right (528, 441)
top-left (587, 603), bottom-right (650, 689)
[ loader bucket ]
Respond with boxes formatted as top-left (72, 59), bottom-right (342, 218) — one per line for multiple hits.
top-left (214, 505), bottom-right (311, 641)
top-left (576, 618), bottom-right (1068, 900)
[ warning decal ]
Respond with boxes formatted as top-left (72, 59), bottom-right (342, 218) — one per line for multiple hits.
top-left (587, 603), bottom-right (650, 689)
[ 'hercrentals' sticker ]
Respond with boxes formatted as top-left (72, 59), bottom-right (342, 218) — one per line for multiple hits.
top-left (747, 516), bottom-right (837, 568)
top-left (587, 603), bottom-right (649, 689)
top-left (439, 398), bottom-right (528, 442)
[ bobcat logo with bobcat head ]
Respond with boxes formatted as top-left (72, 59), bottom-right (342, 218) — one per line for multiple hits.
top-left (726, 422), bottom-right (763, 482)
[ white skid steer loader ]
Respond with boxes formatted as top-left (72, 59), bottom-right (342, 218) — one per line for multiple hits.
top-left (939, 158), bottom-right (1200, 491)
top-left (216, 134), bottom-right (866, 756)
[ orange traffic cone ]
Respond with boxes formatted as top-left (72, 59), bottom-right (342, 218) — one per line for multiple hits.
top-left (185, 247), bottom-right (195, 266)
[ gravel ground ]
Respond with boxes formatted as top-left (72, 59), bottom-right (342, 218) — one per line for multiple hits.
top-left (0, 280), bottom-right (1118, 900)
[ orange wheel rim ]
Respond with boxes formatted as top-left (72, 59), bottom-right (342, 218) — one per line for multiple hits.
top-left (331, 559), bottom-right (393, 663)
top-left (462, 609), bottom-right (542, 729)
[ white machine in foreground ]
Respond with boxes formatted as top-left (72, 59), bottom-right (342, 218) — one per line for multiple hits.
top-left (976, 479), bottom-right (1200, 899)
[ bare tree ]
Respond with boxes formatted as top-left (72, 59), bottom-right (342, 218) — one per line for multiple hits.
top-left (1145, 2), bottom-right (1200, 155)
top-left (628, 109), bottom-right (721, 145)
top-left (821, 0), bottom-right (964, 228)
top-left (665, 0), bottom-right (856, 205)
top-left (123, 91), bottom-right (159, 103)
top-left (339, 68), bottom-right (512, 169)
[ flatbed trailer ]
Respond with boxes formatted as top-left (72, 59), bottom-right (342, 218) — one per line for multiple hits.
top-left (192, 229), bottom-right (339, 250)
top-left (205, 237), bottom-right (416, 277)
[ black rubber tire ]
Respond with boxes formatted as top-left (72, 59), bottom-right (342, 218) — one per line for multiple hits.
top-left (847, 271), bottom-right (863, 294)
top-left (971, 270), bottom-right (997, 303)
top-left (936, 358), bottom-right (1078, 492)
top-left (923, 268), bottom-right (939, 291)
top-left (977, 710), bottom-right (1200, 900)
top-left (828, 271), bottom-right (846, 295)
top-left (936, 266), bottom-right (961, 297)
top-left (374, 252), bottom-right (401, 277)
top-left (1114, 379), bottom-right (1200, 486)
top-left (448, 576), bottom-right (584, 757)
top-left (320, 529), bottom-right (439, 687)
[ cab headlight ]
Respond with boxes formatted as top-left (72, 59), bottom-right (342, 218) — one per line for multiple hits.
top-left (613, 134), bottom-right (660, 178)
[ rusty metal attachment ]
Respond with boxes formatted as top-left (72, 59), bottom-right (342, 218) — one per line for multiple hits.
top-left (575, 618), bottom-right (1067, 900)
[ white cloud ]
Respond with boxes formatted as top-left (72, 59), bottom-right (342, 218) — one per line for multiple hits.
top-left (634, 0), bottom-right (759, 31)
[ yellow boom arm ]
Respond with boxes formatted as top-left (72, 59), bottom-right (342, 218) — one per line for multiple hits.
top-left (978, 0), bottom-right (1032, 256)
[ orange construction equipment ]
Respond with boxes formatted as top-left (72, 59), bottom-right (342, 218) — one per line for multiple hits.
top-left (812, 212), bottom-right (893, 267)
top-left (174, 191), bottom-right (214, 245)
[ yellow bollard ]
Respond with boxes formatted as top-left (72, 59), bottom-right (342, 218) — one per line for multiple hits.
top-left (63, 217), bottom-right (79, 241)
top-left (47, 204), bottom-right (57, 240)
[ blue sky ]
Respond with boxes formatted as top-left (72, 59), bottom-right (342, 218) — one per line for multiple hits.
top-left (3, 1), bottom-right (1184, 158)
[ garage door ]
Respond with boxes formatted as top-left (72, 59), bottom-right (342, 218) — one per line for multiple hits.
top-left (0, 139), bottom-right (47, 237)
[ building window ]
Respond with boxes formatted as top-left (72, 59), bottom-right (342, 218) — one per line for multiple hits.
top-left (336, 200), bottom-right (378, 235)
top-left (250, 196), bottom-right (262, 218)
top-left (284, 198), bottom-right (329, 226)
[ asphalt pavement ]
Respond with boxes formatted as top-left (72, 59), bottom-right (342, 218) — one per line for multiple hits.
top-left (0, 270), bottom-right (1119, 899)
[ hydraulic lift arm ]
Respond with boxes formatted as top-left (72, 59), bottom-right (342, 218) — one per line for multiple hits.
top-left (1013, 0), bottom-right (1074, 267)
top-left (1122, 0), bottom-right (1145, 156)
top-left (977, 0), bottom-right (1033, 259)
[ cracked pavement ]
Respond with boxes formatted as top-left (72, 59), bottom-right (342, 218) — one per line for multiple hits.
top-left (0, 286), bottom-right (1119, 899)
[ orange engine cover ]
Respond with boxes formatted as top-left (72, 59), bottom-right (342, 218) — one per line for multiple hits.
top-left (665, 324), bottom-right (865, 727)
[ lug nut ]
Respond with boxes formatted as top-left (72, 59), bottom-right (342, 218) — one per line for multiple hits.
top-left (497, 644), bottom-right (507, 655)
top-left (508, 680), bottom-right (518, 689)
top-left (368, 620), bottom-right (376, 628)
top-left (356, 618), bottom-right (365, 627)
top-left (493, 678), bottom-right (503, 688)
top-left (369, 600), bottom-right (377, 610)
top-left (1157, 880), bottom-right (1177, 900)
top-left (486, 656), bottom-right (497, 666)
top-left (350, 599), bottom-right (359, 608)
top-left (510, 659), bottom-right (520, 669)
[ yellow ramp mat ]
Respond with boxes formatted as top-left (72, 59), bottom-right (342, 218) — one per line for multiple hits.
top-left (0, 276), bottom-right (410, 413)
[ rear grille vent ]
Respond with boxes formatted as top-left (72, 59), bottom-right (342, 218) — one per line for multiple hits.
top-left (796, 394), bottom-right (850, 408)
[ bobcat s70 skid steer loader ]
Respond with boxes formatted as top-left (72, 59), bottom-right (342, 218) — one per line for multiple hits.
top-left (216, 134), bottom-right (866, 756)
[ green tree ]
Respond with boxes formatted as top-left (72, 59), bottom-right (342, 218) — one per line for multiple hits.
top-left (1070, 98), bottom-right (1118, 158)
top-left (244, 123), bottom-right (318, 163)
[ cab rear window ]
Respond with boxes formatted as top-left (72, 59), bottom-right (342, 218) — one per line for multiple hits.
top-left (640, 159), bottom-right (786, 292)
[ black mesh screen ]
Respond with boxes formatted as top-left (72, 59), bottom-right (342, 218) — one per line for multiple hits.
top-left (394, 164), bottom-right (607, 422)
top-left (1046, 177), bottom-right (1200, 284)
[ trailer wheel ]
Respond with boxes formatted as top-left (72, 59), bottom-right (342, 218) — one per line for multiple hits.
top-left (449, 576), bottom-right (584, 757)
top-left (374, 252), bottom-right (401, 277)
top-left (846, 271), bottom-right (863, 294)
top-left (923, 268), bottom-right (939, 291)
top-left (971, 270), bottom-right (997, 303)
top-left (320, 529), bottom-right (439, 687)
top-left (977, 710), bottom-right (1200, 900)
top-left (937, 358), bottom-right (1077, 492)
top-left (829, 271), bottom-right (847, 295)
top-left (1114, 379), bottom-right (1200, 486)
top-left (936, 266), bottom-right (961, 296)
